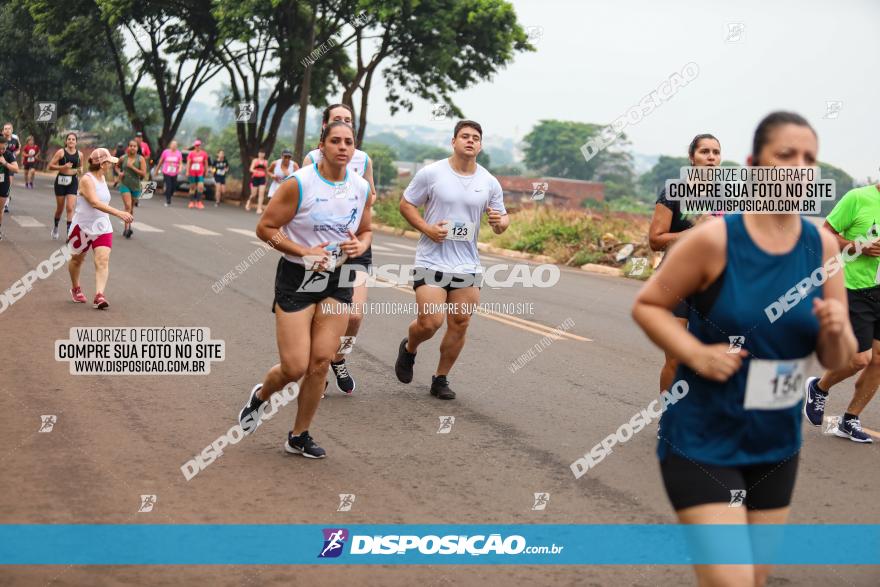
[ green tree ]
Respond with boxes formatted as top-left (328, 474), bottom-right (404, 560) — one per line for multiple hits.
top-left (212, 124), bottom-right (243, 177)
top-left (27, 0), bottom-right (223, 152)
top-left (77, 88), bottom-right (162, 148)
top-left (523, 120), bottom-right (627, 181)
top-left (476, 150), bottom-right (491, 171)
top-left (194, 126), bottom-right (214, 144)
top-left (492, 163), bottom-right (524, 176)
top-left (360, 142), bottom-right (397, 188)
top-left (332, 0), bottom-right (534, 144)
top-left (818, 161), bottom-right (855, 216)
top-left (0, 0), bottom-right (114, 154)
top-left (523, 120), bottom-right (640, 200)
top-left (213, 0), bottom-right (344, 197)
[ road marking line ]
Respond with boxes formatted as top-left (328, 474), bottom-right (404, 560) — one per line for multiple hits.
top-left (370, 244), bottom-right (394, 252)
top-left (476, 307), bottom-right (591, 342)
top-left (864, 426), bottom-right (880, 440)
top-left (228, 228), bottom-right (256, 237)
top-left (373, 276), bottom-right (589, 342)
top-left (131, 222), bottom-right (164, 233)
top-left (373, 252), bottom-right (414, 259)
top-left (174, 224), bottom-right (221, 236)
top-left (10, 216), bottom-right (45, 227)
top-left (384, 242), bottom-right (417, 251)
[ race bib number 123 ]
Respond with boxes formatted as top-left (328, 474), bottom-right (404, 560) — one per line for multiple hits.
top-left (445, 220), bottom-right (475, 242)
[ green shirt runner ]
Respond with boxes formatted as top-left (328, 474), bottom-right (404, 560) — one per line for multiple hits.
top-left (825, 184), bottom-right (880, 290)
top-left (119, 154), bottom-right (144, 194)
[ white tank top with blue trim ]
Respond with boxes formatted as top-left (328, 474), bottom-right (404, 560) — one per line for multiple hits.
top-left (281, 163), bottom-right (370, 265)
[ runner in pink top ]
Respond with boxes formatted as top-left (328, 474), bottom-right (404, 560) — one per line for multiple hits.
top-left (187, 140), bottom-right (209, 209)
top-left (154, 140), bottom-right (183, 207)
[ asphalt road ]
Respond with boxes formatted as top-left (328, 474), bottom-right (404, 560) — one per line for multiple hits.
top-left (1, 173), bottom-right (878, 586)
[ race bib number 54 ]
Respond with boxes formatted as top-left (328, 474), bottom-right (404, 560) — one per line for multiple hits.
top-left (445, 220), bottom-right (475, 242)
top-left (743, 355), bottom-right (814, 410)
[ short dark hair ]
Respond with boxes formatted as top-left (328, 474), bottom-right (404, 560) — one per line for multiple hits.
top-left (688, 134), bottom-right (719, 158)
top-left (751, 111), bottom-right (816, 165)
top-left (322, 103), bottom-right (355, 125)
top-left (0, 137), bottom-right (7, 145)
top-left (454, 120), bottom-right (482, 139)
top-left (320, 121), bottom-right (355, 143)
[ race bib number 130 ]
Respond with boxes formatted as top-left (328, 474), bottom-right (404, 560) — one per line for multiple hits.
top-left (445, 220), bottom-right (475, 242)
top-left (743, 355), bottom-right (814, 410)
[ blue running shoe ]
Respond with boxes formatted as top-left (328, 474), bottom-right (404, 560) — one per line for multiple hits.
top-left (803, 377), bottom-right (827, 427)
top-left (834, 416), bottom-right (873, 444)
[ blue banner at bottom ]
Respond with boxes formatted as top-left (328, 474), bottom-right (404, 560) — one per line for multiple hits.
top-left (1, 525), bottom-right (878, 565)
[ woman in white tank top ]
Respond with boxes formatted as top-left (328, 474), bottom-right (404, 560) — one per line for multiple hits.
top-left (267, 148), bottom-right (298, 200)
top-left (67, 148), bottom-right (134, 310)
top-left (301, 103), bottom-right (378, 394)
top-left (236, 122), bottom-right (373, 459)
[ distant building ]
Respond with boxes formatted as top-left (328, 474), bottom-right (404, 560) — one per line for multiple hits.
top-left (497, 176), bottom-right (604, 209)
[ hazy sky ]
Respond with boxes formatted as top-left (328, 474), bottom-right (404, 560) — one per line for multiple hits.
top-left (194, 0), bottom-right (879, 179)
top-left (361, 0), bottom-right (880, 180)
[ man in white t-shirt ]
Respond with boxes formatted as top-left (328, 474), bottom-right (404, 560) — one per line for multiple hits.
top-left (395, 120), bottom-right (510, 399)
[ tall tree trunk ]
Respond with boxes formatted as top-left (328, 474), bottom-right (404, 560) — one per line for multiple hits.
top-left (293, 5), bottom-right (317, 162)
top-left (356, 65), bottom-right (377, 147)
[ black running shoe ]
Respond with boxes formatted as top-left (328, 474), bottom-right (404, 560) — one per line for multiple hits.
top-left (284, 430), bottom-right (326, 458)
top-left (239, 383), bottom-right (265, 435)
top-left (330, 360), bottom-right (355, 394)
top-left (430, 375), bottom-right (456, 400)
top-left (395, 337), bottom-right (416, 383)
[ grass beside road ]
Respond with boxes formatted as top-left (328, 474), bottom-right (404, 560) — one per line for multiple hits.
top-left (372, 193), bottom-right (655, 277)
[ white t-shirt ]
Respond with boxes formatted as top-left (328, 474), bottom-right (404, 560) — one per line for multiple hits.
top-left (268, 159), bottom-right (295, 199)
top-left (307, 148), bottom-right (369, 177)
top-left (70, 173), bottom-right (113, 236)
top-left (281, 163), bottom-right (370, 265)
top-left (403, 159), bottom-right (506, 274)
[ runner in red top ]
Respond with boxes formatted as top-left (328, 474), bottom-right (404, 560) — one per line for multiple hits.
top-left (20, 136), bottom-right (40, 189)
top-left (186, 140), bottom-right (209, 210)
top-left (135, 132), bottom-right (152, 163)
top-left (245, 149), bottom-right (269, 214)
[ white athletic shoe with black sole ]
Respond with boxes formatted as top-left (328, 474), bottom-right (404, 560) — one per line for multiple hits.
top-left (238, 383), bottom-right (265, 435)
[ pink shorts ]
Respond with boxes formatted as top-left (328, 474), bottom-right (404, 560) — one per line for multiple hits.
top-left (68, 224), bottom-right (113, 251)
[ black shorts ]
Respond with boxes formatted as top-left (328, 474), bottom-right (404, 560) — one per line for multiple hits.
top-left (847, 286), bottom-right (880, 353)
top-left (660, 451), bottom-right (799, 511)
top-left (251, 176), bottom-right (266, 187)
top-left (673, 298), bottom-right (689, 319)
top-left (54, 175), bottom-right (78, 196)
top-left (23, 163), bottom-right (35, 170)
top-left (412, 267), bottom-right (483, 292)
top-left (348, 245), bottom-right (373, 272)
top-left (272, 257), bottom-right (353, 313)
top-left (214, 175), bottom-right (226, 185)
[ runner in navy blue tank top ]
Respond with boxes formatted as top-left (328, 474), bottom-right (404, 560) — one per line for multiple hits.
top-left (633, 112), bottom-right (856, 587)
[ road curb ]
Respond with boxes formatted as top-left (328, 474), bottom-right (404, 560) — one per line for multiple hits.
top-left (372, 223), bottom-right (630, 279)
